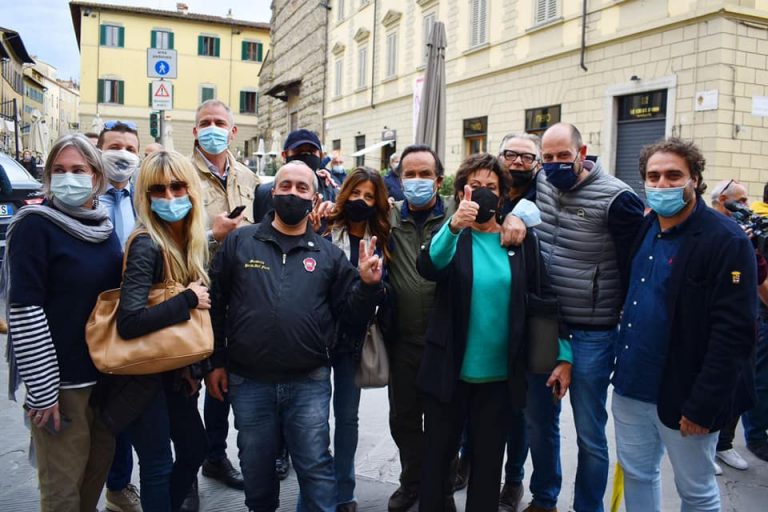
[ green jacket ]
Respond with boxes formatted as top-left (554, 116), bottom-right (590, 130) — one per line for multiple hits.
top-left (387, 196), bottom-right (456, 345)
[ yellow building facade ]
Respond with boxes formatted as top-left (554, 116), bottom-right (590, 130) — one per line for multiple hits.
top-left (1, 27), bottom-right (35, 157)
top-left (325, 0), bottom-right (768, 199)
top-left (70, 2), bottom-right (269, 156)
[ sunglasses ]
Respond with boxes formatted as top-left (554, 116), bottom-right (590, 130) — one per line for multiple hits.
top-left (721, 179), bottom-right (736, 195)
top-left (104, 120), bottom-right (138, 131)
top-left (147, 181), bottom-right (188, 194)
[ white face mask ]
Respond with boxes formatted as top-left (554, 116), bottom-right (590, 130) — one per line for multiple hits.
top-left (102, 149), bottom-right (141, 183)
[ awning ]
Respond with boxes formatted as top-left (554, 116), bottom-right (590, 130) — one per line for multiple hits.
top-left (350, 139), bottom-right (395, 157)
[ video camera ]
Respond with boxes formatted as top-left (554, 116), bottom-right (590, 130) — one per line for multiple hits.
top-left (724, 200), bottom-right (768, 255)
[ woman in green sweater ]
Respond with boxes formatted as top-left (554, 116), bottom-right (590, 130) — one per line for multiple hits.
top-left (416, 153), bottom-right (571, 512)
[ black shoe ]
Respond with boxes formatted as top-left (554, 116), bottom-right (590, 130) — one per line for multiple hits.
top-left (499, 482), bottom-right (524, 511)
top-left (202, 456), bottom-right (245, 490)
top-left (748, 440), bottom-right (768, 462)
top-left (337, 502), bottom-right (357, 512)
top-left (444, 495), bottom-right (457, 512)
top-left (388, 485), bottom-right (418, 511)
top-left (453, 454), bottom-right (470, 491)
top-left (275, 450), bottom-right (290, 480)
top-left (180, 478), bottom-right (199, 512)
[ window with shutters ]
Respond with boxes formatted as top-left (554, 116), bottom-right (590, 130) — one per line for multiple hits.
top-left (534, 0), bottom-right (558, 25)
top-left (240, 91), bottom-right (259, 114)
top-left (100, 25), bottom-right (124, 48)
top-left (337, 0), bottom-right (345, 21)
top-left (201, 86), bottom-right (215, 102)
top-left (334, 59), bottom-right (343, 97)
top-left (422, 13), bottom-right (437, 65)
top-left (98, 79), bottom-right (124, 104)
top-left (151, 30), bottom-right (173, 49)
top-left (198, 35), bottom-right (220, 57)
top-left (386, 32), bottom-right (398, 78)
top-left (357, 47), bottom-right (367, 89)
top-left (355, 135), bottom-right (366, 167)
top-left (470, 0), bottom-right (488, 47)
top-left (242, 41), bottom-right (264, 62)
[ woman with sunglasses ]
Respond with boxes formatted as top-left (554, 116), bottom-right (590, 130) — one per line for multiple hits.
top-left (114, 150), bottom-right (210, 511)
top-left (323, 167), bottom-right (391, 511)
top-left (3, 134), bottom-right (121, 510)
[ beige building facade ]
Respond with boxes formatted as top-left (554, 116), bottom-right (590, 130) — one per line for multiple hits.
top-left (1, 27), bottom-right (35, 157)
top-left (70, 1), bottom-right (269, 156)
top-left (325, 0), bottom-right (768, 199)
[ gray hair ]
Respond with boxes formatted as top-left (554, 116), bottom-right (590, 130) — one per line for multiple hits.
top-left (275, 161), bottom-right (320, 194)
top-left (43, 133), bottom-right (107, 199)
top-left (710, 179), bottom-right (740, 207)
top-left (498, 132), bottom-right (542, 159)
top-left (389, 153), bottom-right (400, 165)
top-left (195, 99), bottom-right (235, 127)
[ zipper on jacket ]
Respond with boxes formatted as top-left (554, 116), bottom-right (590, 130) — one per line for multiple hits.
top-left (282, 253), bottom-right (286, 265)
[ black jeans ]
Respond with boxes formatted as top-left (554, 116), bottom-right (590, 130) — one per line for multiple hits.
top-left (420, 381), bottom-right (508, 512)
top-left (717, 417), bottom-right (739, 451)
top-left (388, 342), bottom-right (425, 490)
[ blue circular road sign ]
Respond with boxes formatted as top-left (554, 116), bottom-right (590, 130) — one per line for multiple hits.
top-left (154, 61), bottom-right (170, 76)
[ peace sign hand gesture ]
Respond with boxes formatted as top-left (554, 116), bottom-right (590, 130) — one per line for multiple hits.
top-left (450, 185), bottom-right (479, 233)
top-left (358, 236), bottom-right (383, 285)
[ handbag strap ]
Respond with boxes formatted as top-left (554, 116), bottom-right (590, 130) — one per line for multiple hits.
top-left (121, 229), bottom-right (175, 284)
top-left (521, 233), bottom-right (544, 296)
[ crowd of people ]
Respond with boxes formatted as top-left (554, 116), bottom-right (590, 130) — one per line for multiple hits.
top-left (0, 97), bottom-right (766, 512)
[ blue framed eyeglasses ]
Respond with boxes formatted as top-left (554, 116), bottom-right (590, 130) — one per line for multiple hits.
top-left (103, 120), bottom-right (138, 131)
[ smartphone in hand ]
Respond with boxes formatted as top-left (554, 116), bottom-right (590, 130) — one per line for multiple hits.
top-left (228, 205), bottom-right (246, 219)
top-left (552, 381), bottom-right (562, 404)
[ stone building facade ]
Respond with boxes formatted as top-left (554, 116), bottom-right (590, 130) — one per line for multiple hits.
top-left (324, 0), bottom-right (768, 200)
top-left (258, 0), bottom-right (330, 148)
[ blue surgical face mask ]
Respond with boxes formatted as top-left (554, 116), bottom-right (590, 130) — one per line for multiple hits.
top-left (543, 159), bottom-right (580, 191)
top-left (645, 180), bottom-right (691, 217)
top-left (197, 126), bottom-right (230, 155)
top-left (151, 195), bottom-right (193, 222)
top-left (402, 178), bottom-right (436, 207)
top-left (50, 173), bottom-right (94, 207)
top-left (332, 165), bottom-right (344, 172)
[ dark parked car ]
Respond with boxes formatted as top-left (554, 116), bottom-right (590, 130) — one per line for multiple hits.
top-left (0, 152), bottom-right (44, 261)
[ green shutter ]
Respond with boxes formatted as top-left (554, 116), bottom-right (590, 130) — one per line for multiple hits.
top-left (214, 37), bottom-right (220, 57)
top-left (168, 32), bottom-right (174, 50)
top-left (197, 35), bottom-right (204, 55)
top-left (98, 79), bottom-right (104, 103)
top-left (240, 91), bottom-right (246, 113)
top-left (99, 25), bottom-right (107, 45)
top-left (151, 30), bottom-right (157, 48)
top-left (257, 43), bottom-right (263, 62)
top-left (241, 41), bottom-right (247, 60)
top-left (117, 81), bottom-right (124, 104)
top-left (202, 87), bottom-right (214, 102)
top-left (256, 92), bottom-right (260, 115)
top-left (118, 26), bottom-right (125, 47)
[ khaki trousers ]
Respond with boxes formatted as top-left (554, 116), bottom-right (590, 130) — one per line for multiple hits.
top-left (31, 387), bottom-right (115, 512)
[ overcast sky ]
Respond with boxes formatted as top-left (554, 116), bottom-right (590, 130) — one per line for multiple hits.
top-left (0, 0), bottom-right (272, 81)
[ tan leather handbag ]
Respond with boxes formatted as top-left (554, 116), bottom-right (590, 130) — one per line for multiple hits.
top-left (86, 233), bottom-right (213, 375)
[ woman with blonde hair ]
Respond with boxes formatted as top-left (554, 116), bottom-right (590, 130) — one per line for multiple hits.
top-left (3, 133), bottom-right (121, 511)
top-left (114, 150), bottom-right (210, 511)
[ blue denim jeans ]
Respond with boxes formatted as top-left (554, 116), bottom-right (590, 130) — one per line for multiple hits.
top-left (204, 387), bottom-right (230, 461)
top-left (228, 367), bottom-right (337, 512)
top-left (743, 318), bottom-right (768, 444)
top-left (612, 392), bottom-right (720, 512)
top-left (505, 372), bottom-right (562, 509)
top-left (569, 328), bottom-right (616, 512)
top-left (106, 431), bottom-right (134, 491)
top-left (331, 351), bottom-right (361, 505)
top-left (127, 377), bottom-right (207, 511)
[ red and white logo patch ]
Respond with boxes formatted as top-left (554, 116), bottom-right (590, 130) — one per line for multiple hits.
top-left (303, 257), bottom-right (317, 272)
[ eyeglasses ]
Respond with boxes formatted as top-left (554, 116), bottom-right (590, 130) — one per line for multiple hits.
top-left (104, 120), bottom-right (138, 132)
top-left (147, 181), bottom-right (188, 195)
top-left (500, 150), bottom-right (537, 165)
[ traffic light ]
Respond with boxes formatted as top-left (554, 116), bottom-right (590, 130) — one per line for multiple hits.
top-left (149, 112), bottom-right (160, 140)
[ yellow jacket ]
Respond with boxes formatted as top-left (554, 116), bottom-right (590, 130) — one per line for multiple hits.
top-left (751, 201), bottom-right (768, 217)
top-left (191, 148), bottom-right (260, 228)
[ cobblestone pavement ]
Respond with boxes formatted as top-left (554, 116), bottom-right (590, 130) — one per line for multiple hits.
top-left (0, 336), bottom-right (765, 511)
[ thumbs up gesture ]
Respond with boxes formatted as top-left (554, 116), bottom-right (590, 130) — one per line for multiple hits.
top-left (358, 236), bottom-right (383, 285)
top-left (450, 185), bottom-right (479, 233)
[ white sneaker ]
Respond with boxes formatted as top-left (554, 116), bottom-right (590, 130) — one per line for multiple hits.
top-left (716, 448), bottom-right (749, 470)
top-left (714, 461), bottom-right (723, 475)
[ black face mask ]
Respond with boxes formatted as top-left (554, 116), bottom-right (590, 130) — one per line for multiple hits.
top-left (510, 171), bottom-right (534, 188)
top-left (344, 199), bottom-right (376, 222)
top-left (273, 194), bottom-right (313, 226)
top-left (472, 187), bottom-right (499, 224)
top-left (287, 153), bottom-right (322, 172)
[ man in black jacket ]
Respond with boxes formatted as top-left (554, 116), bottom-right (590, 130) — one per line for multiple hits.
top-left (611, 137), bottom-right (757, 511)
top-left (205, 161), bottom-right (383, 512)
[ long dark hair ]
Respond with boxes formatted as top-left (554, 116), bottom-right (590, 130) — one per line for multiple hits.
top-left (326, 166), bottom-right (392, 262)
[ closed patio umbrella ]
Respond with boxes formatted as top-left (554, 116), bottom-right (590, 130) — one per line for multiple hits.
top-left (415, 21), bottom-right (447, 163)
